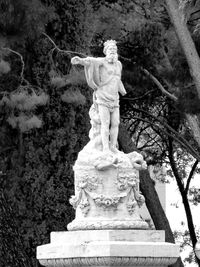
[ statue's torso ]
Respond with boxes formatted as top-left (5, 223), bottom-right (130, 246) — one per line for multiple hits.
top-left (96, 59), bottom-right (122, 108)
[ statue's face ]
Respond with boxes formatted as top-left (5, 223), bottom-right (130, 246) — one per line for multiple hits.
top-left (105, 45), bottom-right (117, 56)
top-left (105, 45), bottom-right (118, 63)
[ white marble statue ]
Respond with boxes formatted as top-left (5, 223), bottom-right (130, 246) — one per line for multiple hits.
top-left (71, 40), bottom-right (126, 154)
top-left (68, 40), bottom-right (148, 231)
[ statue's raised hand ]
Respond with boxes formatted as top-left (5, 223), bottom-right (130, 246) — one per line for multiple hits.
top-left (71, 56), bottom-right (82, 65)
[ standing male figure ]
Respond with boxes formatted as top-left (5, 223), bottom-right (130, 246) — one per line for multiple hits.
top-left (71, 40), bottom-right (126, 153)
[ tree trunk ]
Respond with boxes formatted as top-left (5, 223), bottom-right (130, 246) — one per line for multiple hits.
top-left (182, 193), bottom-right (198, 249)
top-left (118, 124), bottom-right (183, 267)
top-left (118, 123), bottom-right (175, 242)
top-left (168, 138), bottom-right (200, 266)
top-left (185, 114), bottom-right (200, 148)
top-left (165, 0), bottom-right (200, 100)
top-left (153, 1), bottom-right (200, 157)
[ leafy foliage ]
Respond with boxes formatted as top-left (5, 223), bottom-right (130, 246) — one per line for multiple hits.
top-left (189, 187), bottom-right (200, 205)
top-left (0, 0), bottom-right (94, 265)
top-left (0, 0), bottom-right (55, 44)
top-left (0, 59), bottom-right (10, 75)
top-left (1, 0), bottom-right (200, 266)
top-left (174, 228), bottom-right (200, 264)
top-left (0, 190), bottom-right (32, 267)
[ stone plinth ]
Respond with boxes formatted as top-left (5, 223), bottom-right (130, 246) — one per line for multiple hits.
top-left (36, 150), bottom-right (180, 267)
top-left (37, 230), bottom-right (179, 267)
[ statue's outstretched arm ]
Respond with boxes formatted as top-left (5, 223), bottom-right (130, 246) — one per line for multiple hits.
top-left (71, 56), bottom-right (90, 66)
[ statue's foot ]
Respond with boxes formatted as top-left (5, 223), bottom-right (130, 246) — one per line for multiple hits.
top-left (102, 148), bottom-right (112, 155)
top-left (110, 146), bottom-right (119, 154)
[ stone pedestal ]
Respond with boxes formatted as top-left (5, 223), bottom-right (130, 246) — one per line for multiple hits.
top-left (68, 150), bottom-right (149, 231)
top-left (37, 230), bottom-right (179, 267)
top-left (37, 138), bottom-right (180, 266)
top-left (36, 43), bottom-right (180, 266)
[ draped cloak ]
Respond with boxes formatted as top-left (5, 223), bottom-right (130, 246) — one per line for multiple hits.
top-left (84, 57), bottom-right (126, 109)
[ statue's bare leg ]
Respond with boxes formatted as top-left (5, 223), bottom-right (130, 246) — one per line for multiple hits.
top-left (110, 107), bottom-right (120, 153)
top-left (98, 105), bottom-right (110, 152)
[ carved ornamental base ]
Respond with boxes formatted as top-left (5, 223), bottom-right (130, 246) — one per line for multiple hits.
top-left (67, 219), bottom-right (148, 231)
top-left (37, 230), bottom-right (179, 267)
top-left (69, 149), bottom-right (149, 231)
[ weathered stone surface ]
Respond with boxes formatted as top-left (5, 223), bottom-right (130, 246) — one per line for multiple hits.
top-left (50, 230), bottom-right (165, 243)
top-left (68, 150), bottom-right (148, 230)
top-left (37, 230), bottom-right (179, 267)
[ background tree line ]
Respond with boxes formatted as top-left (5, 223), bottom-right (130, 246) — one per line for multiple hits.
top-left (0, 0), bottom-right (200, 266)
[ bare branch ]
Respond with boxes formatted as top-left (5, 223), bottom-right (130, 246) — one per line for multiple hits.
top-left (2, 47), bottom-right (25, 84)
top-left (131, 0), bottom-right (149, 18)
top-left (122, 107), bottom-right (200, 161)
top-left (129, 115), bottom-right (199, 159)
top-left (42, 32), bottom-right (88, 58)
top-left (168, 137), bottom-right (185, 193)
top-left (185, 159), bottom-right (199, 194)
top-left (119, 54), bottom-right (178, 102)
top-left (142, 68), bottom-right (178, 101)
top-left (122, 89), bottom-right (156, 102)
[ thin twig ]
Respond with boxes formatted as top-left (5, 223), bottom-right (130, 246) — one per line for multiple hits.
top-left (122, 89), bottom-right (156, 102)
top-left (42, 32), bottom-right (88, 58)
top-left (122, 109), bottom-right (200, 161)
top-left (131, 115), bottom-right (197, 157)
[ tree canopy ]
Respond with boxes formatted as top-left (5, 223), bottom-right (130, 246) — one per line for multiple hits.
top-left (0, 0), bottom-right (200, 266)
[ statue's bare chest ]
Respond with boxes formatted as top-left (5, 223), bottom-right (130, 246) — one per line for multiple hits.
top-left (100, 62), bottom-right (120, 79)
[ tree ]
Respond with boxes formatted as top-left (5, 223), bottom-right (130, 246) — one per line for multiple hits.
top-left (0, 188), bottom-right (32, 267)
top-left (146, 0), bottom-right (200, 264)
top-left (1, 1), bottom-right (196, 266)
top-left (118, 124), bottom-right (184, 267)
top-left (0, 1), bottom-right (98, 265)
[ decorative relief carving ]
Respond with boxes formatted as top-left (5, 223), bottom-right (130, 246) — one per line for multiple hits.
top-left (134, 189), bottom-right (145, 208)
top-left (69, 191), bottom-right (90, 216)
top-left (91, 192), bottom-right (127, 209)
top-left (126, 189), bottom-right (138, 215)
top-left (69, 194), bottom-right (80, 209)
top-left (70, 167), bottom-right (145, 217)
top-left (77, 174), bottom-right (101, 191)
top-left (116, 168), bottom-right (145, 215)
top-left (116, 169), bottom-right (138, 191)
top-left (70, 173), bottom-right (103, 216)
top-left (78, 191), bottom-right (90, 216)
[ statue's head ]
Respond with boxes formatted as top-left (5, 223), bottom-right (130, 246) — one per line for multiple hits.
top-left (103, 40), bottom-right (118, 63)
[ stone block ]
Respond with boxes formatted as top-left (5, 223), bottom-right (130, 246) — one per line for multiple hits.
top-left (37, 230), bottom-right (179, 267)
